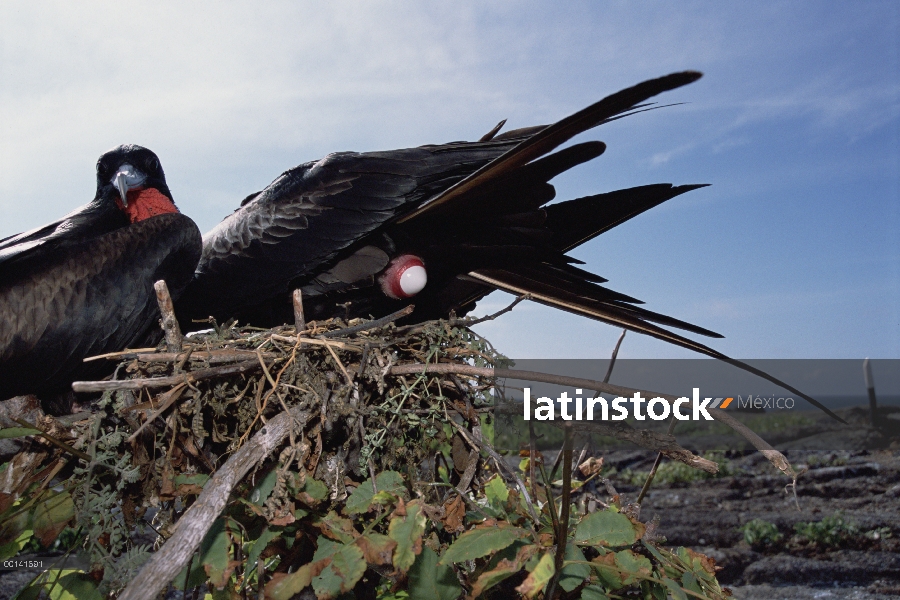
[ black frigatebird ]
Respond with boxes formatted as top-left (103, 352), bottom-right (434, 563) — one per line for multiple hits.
top-left (0, 145), bottom-right (201, 406)
top-left (176, 72), bottom-right (845, 422)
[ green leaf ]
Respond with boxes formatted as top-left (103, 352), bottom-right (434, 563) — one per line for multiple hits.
top-left (313, 538), bottom-right (342, 562)
top-left (470, 562), bottom-right (520, 598)
top-left (681, 571), bottom-right (702, 595)
top-left (408, 547), bottom-right (462, 600)
top-left (15, 570), bottom-right (101, 600)
top-left (0, 497), bottom-right (30, 548)
top-left (0, 427), bottom-right (40, 439)
top-left (312, 543), bottom-right (366, 600)
top-left (11, 579), bottom-right (43, 600)
top-left (31, 491), bottom-right (74, 547)
top-left (559, 544), bottom-right (590, 592)
top-left (676, 547), bottom-right (718, 584)
top-left (591, 549), bottom-right (652, 590)
top-left (173, 473), bottom-right (210, 487)
top-left (197, 519), bottom-right (237, 589)
top-left (331, 543), bottom-right (367, 589)
top-left (574, 510), bottom-right (640, 547)
top-left (644, 580), bottom-right (667, 600)
top-left (484, 475), bottom-right (509, 511)
top-left (483, 539), bottom-right (531, 568)
top-left (45, 570), bottom-right (103, 600)
top-left (591, 552), bottom-right (624, 590)
top-left (516, 552), bottom-right (555, 598)
top-left (345, 471), bottom-right (406, 514)
top-left (663, 577), bottom-right (689, 600)
top-left (614, 550), bottom-right (652, 586)
top-left (264, 558), bottom-right (329, 600)
top-left (580, 585), bottom-right (610, 600)
top-left (371, 490), bottom-right (401, 506)
top-left (471, 542), bottom-right (538, 597)
top-left (389, 500), bottom-right (427, 572)
top-left (243, 526), bottom-right (280, 584)
top-left (440, 523), bottom-right (527, 565)
top-left (640, 540), bottom-right (668, 563)
top-left (355, 533), bottom-right (396, 566)
top-left (249, 469), bottom-right (279, 506)
top-left (0, 528), bottom-right (33, 560)
top-left (299, 477), bottom-right (329, 503)
top-left (317, 511), bottom-right (358, 544)
top-left (269, 538), bottom-right (349, 600)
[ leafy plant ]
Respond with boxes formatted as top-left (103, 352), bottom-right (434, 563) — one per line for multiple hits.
top-left (739, 518), bottom-right (783, 550)
top-left (620, 451), bottom-right (734, 487)
top-left (793, 512), bottom-right (859, 548)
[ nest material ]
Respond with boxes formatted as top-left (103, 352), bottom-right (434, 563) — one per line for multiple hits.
top-left (71, 310), bottom-right (511, 597)
top-left (0, 301), bottom-right (758, 599)
top-left (105, 310), bottom-right (501, 479)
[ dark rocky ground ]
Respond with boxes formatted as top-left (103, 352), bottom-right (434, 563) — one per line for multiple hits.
top-left (598, 406), bottom-right (900, 599)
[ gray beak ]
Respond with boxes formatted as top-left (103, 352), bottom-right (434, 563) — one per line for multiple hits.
top-left (114, 170), bottom-right (129, 206)
top-left (111, 163), bottom-right (146, 207)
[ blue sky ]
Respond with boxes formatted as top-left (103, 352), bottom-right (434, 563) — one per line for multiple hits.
top-left (1, 2), bottom-right (897, 359)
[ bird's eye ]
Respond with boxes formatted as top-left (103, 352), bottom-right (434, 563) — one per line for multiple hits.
top-left (149, 158), bottom-right (159, 172)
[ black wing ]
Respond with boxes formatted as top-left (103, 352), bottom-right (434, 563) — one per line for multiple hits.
top-left (178, 141), bottom-right (533, 323)
top-left (0, 213), bottom-right (201, 398)
top-left (0, 202), bottom-right (124, 271)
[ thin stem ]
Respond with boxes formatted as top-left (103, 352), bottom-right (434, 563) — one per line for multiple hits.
top-left (602, 329), bottom-right (627, 384)
top-left (637, 417), bottom-right (678, 505)
top-left (545, 423), bottom-right (574, 600)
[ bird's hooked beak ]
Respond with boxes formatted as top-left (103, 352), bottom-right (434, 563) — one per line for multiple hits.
top-left (111, 164), bottom-right (147, 207)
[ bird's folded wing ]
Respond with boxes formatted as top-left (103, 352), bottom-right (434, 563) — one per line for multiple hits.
top-left (0, 203), bottom-right (110, 270)
top-left (186, 142), bottom-right (529, 317)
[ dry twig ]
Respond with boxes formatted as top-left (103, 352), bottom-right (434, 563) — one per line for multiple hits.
top-left (154, 280), bottom-right (183, 352)
top-left (72, 360), bottom-right (262, 393)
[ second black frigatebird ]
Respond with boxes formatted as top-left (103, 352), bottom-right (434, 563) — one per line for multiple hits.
top-left (175, 72), bottom-right (845, 422)
top-left (0, 145), bottom-right (201, 404)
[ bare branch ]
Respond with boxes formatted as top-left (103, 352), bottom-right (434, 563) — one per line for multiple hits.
top-left (154, 280), bottom-right (183, 352)
top-left (72, 359), bottom-right (262, 393)
top-left (292, 289), bottom-right (306, 334)
top-left (321, 304), bottom-right (414, 338)
top-left (89, 349), bottom-right (276, 364)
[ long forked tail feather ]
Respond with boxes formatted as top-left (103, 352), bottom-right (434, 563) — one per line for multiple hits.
top-left (544, 184), bottom-right (709, 252)
top-left (399, 71), bottom-right (703, 222)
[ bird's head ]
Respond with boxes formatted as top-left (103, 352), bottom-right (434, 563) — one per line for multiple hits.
top-left (95, 144), bottom-right (179, 223)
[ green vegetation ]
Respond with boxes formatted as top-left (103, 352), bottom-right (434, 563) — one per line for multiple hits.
top-left (805, 453), bottom-right (848, 468)
top-left (618, 451), bottom-right (735, 487)
top-left (739, 518), bottom-right (783, 550)
top-left (793, 512), bottom-right (859, 548)
top-left (739, 512), bottom-right (894, 554)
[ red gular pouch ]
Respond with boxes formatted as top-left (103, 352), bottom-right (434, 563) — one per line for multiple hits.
top-left (115, 188), bottom-right (179, 223)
